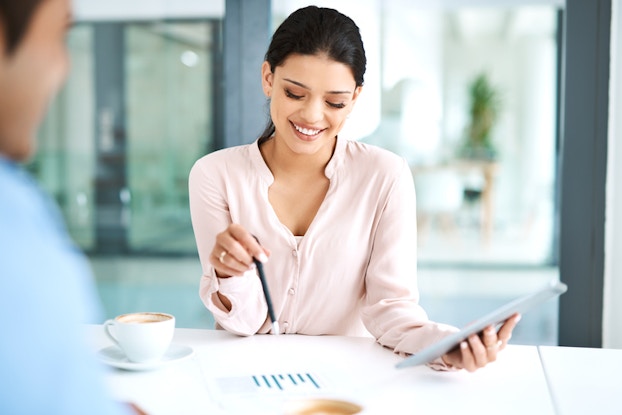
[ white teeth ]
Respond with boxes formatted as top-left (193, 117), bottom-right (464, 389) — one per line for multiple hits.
top-left (293, 123), bottom-right (321, 136)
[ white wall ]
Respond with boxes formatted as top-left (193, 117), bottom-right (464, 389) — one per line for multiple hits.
top-left (603, 0), bottom-right (622, 349)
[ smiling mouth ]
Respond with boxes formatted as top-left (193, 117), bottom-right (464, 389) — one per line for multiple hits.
top-left (291, 122), bottom-right (325, 137)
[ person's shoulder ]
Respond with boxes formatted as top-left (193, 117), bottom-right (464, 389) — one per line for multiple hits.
top-left (343, 139), bottom-right (407, 172)
top-left (0, 162), bottom-right (46, 222)
top-left (194, 142), bottom-right (254, 164)
top-left (190, 142), bottom-right (254, 176)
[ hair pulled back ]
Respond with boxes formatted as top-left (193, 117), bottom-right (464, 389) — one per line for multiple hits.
top-left (258, 6), bottom-right (366, 141)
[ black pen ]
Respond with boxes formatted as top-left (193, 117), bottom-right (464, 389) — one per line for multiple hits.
top-left (252, 236), bottom-right (279, 335)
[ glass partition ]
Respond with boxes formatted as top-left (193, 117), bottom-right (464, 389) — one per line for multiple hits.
top-left (125, 22), bottom-right (213, 253)
top-left (29, 26), bottom-right (97, 249)
top-left (29, 20), bottom-right (217, 256)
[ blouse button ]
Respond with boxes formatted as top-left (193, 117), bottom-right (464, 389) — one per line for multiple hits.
top-left (288, 288), bottom-right (295, 295)
top-left (292, 250), bottom-right (298, 258)
top-left (283, 321), bottom-right (289, 329)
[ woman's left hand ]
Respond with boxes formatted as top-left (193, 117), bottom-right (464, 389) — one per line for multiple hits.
top-left (441, 313), bottom-right (521, 372)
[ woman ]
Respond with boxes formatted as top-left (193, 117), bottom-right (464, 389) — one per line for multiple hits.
top-left (189, 5), bottom-right (519, 372)
top-left (0, 0), bottom-right (141, 413)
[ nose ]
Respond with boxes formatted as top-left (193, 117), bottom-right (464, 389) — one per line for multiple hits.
top-left (299, 98), bottom-right (323, 124)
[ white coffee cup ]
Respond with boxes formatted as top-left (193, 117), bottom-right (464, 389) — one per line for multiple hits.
top-left (104, 312), bottom-right (175, 363)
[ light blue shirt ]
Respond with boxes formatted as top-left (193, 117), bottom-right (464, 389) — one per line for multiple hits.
top-left (0, 157), bottom-right (128, 415)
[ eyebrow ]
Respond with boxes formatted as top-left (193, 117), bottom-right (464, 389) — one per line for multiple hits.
top-left (283, 78), bottom-right (352, 95)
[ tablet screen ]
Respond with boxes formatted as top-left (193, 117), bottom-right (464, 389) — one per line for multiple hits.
top-left (396, 280), bottom-right (568, 369)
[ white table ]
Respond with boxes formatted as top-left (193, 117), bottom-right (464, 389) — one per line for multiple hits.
top-left (86, 326), bottom-right (620, 415)
top-left (539, 346), bottom-right (622, 415)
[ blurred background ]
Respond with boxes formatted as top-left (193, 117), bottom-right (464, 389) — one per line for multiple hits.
top-left (30, 0), bottom-right (566, 345)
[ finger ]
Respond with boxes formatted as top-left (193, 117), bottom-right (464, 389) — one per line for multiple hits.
top-left (229, 225), bottom-right (269, 263)
top-left (211, 247), bottom-right (252, 277)
top-left (459, 341), bottom-right (477, 372)
top-left (467, 334), bottom-right (488, 368)
top-left (482, 326), bottom-right (499, 362)
top-left (220, 224), bottom-right (255, 265)
top-left (497, 313), bottom-right (521, 349)
top-left (211, 229), bottom-right (254, 276)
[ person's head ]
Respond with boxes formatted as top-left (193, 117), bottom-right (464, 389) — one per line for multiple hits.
top-left (0, 0), bottom-right (71, 162)
top-left (259, 6), bottom-right (366, 152)
top-left (265, 6), bottom-right (366, 88)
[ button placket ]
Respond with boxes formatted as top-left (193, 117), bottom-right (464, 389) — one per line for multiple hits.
top-left (281, 242), bottom-right (300, 334)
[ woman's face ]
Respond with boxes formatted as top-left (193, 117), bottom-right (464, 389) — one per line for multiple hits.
top-left (0, 0), bottom-right (71, 161)
top-left (261, 53), bottom-right (362, 157)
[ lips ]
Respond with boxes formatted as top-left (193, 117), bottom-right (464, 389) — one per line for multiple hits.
top-left (291, 121), bottom-right (325, 137)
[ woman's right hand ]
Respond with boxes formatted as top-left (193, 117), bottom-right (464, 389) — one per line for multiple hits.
top-left (210, 223), bottom-right (270, 278)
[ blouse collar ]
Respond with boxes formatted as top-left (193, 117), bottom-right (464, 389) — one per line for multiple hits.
top-left (249, 135), bottom-right (346, 185)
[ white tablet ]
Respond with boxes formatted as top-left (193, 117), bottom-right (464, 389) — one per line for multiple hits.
top-left (395, 280), bottom-right (568, 369)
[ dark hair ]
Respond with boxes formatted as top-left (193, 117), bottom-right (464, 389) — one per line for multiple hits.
top-left (0, 0), bottom-right (44, 55)
top-left (258, 6), bottom-right (367, 141)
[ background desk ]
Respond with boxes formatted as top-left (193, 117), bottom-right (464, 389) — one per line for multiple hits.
top-left (86, 326), bottom-right (618, 414)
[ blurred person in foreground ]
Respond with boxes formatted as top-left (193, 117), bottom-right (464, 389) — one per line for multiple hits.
top-left (0, 1), bottom-right (142, 413)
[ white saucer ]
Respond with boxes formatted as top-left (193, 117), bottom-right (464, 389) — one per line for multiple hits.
top-left (97, 343), bottom-right (194, 371)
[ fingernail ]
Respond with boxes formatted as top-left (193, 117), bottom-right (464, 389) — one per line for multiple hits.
top-left (248, 262), bottom-right (257, 270)
top-left (258, 253), bottom-right (268, 263)
top-left (485, 327), bottom-right (495, 335)
top-left (460, 341), bottom-right (468, 349)
top-left (515, 314), bottom-right (522, 323)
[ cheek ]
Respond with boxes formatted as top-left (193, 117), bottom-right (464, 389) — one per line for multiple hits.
top-left (32, 39), bottom-right (69, 87)
top-left (270, 97), bottom-right (292, 124)
top-left (328, 112), bottom-right (348, 131)
top-left (47, 47), bottom-right (70, 92)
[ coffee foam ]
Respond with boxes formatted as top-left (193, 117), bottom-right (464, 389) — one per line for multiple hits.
top-left (285, 399), bottom-right (362, 415)
top-left (117, 313), bottom-right (172, 324)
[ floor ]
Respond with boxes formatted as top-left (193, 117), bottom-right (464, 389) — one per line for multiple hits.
top-left (90, 256), bottom-right (560, 346)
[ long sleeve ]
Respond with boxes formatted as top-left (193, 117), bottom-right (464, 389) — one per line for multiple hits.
top-left (188, 152), bottom-right (268, 335)
top-left (0, 159), bottom-right (131, 415)
top-left (360, 159), bottom-right (458, 355)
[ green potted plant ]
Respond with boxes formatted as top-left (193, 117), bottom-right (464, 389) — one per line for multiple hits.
top-left (460, 72), bottom-right (501, 160)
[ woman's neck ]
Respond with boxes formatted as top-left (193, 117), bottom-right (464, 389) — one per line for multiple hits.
top-left (260, 135), bottom-right (336, 178)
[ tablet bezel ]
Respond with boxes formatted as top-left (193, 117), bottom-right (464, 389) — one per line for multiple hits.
top-left (395, 280), bottom-right (568, 369)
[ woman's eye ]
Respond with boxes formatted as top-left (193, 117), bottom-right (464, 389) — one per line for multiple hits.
top-left (327, 102), bottom-right (346, 109)
top-left (285, 89), bottom-right (303, 100)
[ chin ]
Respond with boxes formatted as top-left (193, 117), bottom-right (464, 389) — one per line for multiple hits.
top-left (11, 139), bottom-right (37, 163)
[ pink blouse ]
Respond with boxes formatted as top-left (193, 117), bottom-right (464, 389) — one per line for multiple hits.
top-left (188, 137), bottom-right (457, 359)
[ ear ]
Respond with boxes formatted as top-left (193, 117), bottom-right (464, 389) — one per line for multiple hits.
top-left (261, 61), bottom-right (274, 98)
top-left (348, 85), bottom-right (363, 113)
